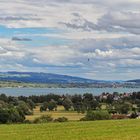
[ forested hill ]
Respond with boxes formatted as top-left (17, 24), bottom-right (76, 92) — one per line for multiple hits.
top-left (0, 72), bottom-right (103, 84)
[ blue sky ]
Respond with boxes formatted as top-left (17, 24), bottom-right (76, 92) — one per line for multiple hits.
top-left (0, 0), bottom-right (140, 80)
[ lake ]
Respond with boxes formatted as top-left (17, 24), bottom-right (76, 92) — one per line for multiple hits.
top-left (0, 87), bottom-right (140, 96)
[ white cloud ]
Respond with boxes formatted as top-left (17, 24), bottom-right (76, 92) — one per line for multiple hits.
top-left (0, 0), bottom-right (139, 80)
top-left (0, 0), bottom-right (105, 28)
top-left (0, 38), bottom-right (26, 59)
top-left (30, 45), bottom-right (83, 66)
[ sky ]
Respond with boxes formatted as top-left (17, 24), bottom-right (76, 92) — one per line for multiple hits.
top-left (0, 0), bottom-right (140, 80)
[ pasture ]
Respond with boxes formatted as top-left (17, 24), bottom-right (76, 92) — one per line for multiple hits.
top-left (0, 119), bottom-right (140, 140)
top-left (26, 106), bottom-right (85, 121)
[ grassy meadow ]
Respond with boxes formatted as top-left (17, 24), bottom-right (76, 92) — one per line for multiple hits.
top-left (0, 119), bottom-right (140, 140)
top-left (26, 106), bottom-right (85, 121)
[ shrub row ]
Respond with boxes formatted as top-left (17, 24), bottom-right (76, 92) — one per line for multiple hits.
top-left (33, 115), bottom-right (68, 123)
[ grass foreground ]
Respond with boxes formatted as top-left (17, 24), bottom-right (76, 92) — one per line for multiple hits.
top-left (0, 119), bottom-right (140, 140)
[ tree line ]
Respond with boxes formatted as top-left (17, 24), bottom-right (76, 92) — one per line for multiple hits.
top-left (0, 91), bottom-right (140, 123)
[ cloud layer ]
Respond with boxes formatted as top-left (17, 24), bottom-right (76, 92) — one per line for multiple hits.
top-left (0, 0), bottom-right (140, 80)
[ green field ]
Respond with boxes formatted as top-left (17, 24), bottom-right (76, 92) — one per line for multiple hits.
top-left (0, 119), bottom-right (140, 140)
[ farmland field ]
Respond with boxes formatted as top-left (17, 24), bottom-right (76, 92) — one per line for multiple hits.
top-left (26, 106), bottom-right (85, 121)
top-left (0, 119), bottom-right (140, 140)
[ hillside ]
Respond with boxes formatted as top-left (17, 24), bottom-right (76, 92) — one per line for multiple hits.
top-left (0, 71), bottom-right (102, 84)
top-left (127, 79), bottom-right (140, 83)
top-left (0, 119), bottom-right (140, 140)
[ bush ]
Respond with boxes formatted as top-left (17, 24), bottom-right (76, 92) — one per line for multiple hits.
top-left (81, 111), bottom-right (111, 121)
top-left (130, 112), bottom-right (138, 119)
top-left (54, 117), bottom-right (68, 122)
top-left (23, 120), bottom-right (32, 124)
top-left (0, 107), bottom-right (25, 124)
top-left (33, 115), bottom-right (53, 123)
top-left (108, 110), bottom-right (117, 114)
top-left (80, 117), bottom-right (87, 121)
top-left (111, 114), bottom-right (128, 119)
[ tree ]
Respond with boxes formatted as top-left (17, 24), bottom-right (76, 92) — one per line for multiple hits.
top-left (0, 94), bottom-right (8, 102)
top-left (26, 99), bottom-right (35, 110)
top-left (83, 93), bottom-right (93, 110)
top-left (17, 101), bottom-right (32, 115)
top-left (0, 100), bottom-right (7, 108)
top-left (90, 99), bottom-right (99, 110)
top-left (47, 100), bottom-right (57, 111)
top-left (82, 94), bottom-right (99, 111)
top-left (62, 98), bottom-right (73, 111)
top-left (40, 102), bottom-right (48, 112)
top-left (106, 94), bottom-right (114, 104)
top-left (8, 108), bottom-right (25, 123)
top-left (0, 107), bottom-right (25, 124)
top-left (8, 97), bottom-right (19, 106)
top-left (0, 108), bottom-right (9, 123)
top-left (71, 95), bottom-right (83, 112)
top-left (115, 102), bottom-right (132, 114)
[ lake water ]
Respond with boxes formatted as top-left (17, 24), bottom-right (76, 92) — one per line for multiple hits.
top-left (0, 87), bottom-right (140, 96)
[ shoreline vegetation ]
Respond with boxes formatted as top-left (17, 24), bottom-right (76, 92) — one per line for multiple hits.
top-left (0, 81), bottom-right (140, 88)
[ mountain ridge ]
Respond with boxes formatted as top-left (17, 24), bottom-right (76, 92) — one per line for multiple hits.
top-left (0, 71), bottom-right (139, 84)
top-left (0, 71), bottom-right (104, 84)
